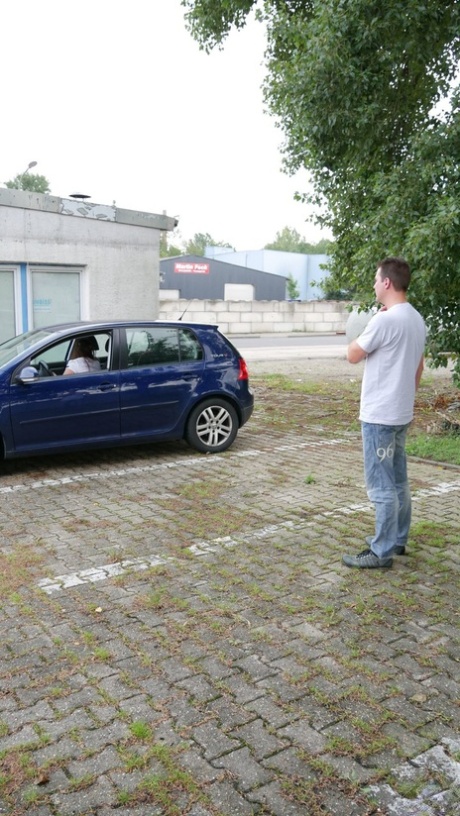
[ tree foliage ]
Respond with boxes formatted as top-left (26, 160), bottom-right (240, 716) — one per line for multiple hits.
top-left (286, 272), bottom-right (300, 299)
top-left (181, 0), bottom-right (460, 380)
top-left (159, 229), bottom-right (184, 258)
top-left (184, 232), bottom-right (234, 256)
top-left (5, 173), bottom-right (51, 193)
top-left (265, 226), bottom-right (332, 254)
top-left (160, 230), bottom-right (235, 258)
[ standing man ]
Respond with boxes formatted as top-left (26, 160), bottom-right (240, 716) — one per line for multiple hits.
top-left (343, 257), bottom-right (426, 569)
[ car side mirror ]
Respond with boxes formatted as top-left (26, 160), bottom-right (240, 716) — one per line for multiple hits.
top-left (16, 366), bottom-right (39, 384)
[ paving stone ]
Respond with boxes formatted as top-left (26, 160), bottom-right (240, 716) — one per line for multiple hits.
top-left (159, 656), bottom-right (196, 682)
top-left (192, 722), bottom-right (241, 760)
top-left (256, 674), bottom-right (307, 703)
top-left (0, 699), bottom-right (55, 730)
top-left (32, 736), bottom-right (82, 765)
top-left (234, 654), bottom-right (278, 682)
top-left (97, 674), bottom-right (141, 701)
top-left (51, 688), bottom-right (100, 712)
top-left (0, 724), bottom-right (40, 751)
top-left (278, 720), bottom-right (328, 754)
top-left (208, 779), bottom-right (257, 815)
top-left (206, 696), bottom-right (255, 730)
top-left (230, 717), bottom-right (287, 760)
top-left (194, 655), bottom-right (235, 681)
top-left (176, 673), bottom-right (219, 703)
top-left (177, 746), bottom-right (224, 783)
top-left (66, 745), bottom-right (121, 778)
top-left (380, 723), bottom-right (431, 758)
top-left (247, 779), bottom-right (312, 815)
top-left (51, 775), bottom-right (118, 814)
top-left (245, 695), bottom-right (296, 729)
top-left (213, 746), bottom-right (273, 792)
top-left (262, 746), bottom-right (318, 780)
top-left (221, 674), bottom-right (268, 704)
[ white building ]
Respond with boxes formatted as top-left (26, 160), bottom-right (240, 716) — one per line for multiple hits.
top-left (0, 188), bottom-right (177, 343)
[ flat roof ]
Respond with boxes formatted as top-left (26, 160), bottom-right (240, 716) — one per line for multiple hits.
top-left (0, 187), bottom-right (177, 231)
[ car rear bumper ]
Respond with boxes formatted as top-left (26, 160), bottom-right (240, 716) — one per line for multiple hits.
top-left (240, 395), bottom-right (254, 427)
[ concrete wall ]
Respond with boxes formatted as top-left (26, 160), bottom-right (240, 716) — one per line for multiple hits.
top-left (159, 298), bottom-right (349, 334)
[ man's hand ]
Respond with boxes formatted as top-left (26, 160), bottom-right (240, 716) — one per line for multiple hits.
top-left (415, 355), bottom-right (424, 390)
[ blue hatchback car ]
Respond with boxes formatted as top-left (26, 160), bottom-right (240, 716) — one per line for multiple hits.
top-left (0, 321), bottom-right (254, 459)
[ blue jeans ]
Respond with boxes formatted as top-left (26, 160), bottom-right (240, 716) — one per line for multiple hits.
top-left (361, 422), bottom-right (411, 558)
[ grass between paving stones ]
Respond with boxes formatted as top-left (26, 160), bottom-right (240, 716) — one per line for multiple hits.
top-left (116, 741), bottom-right (214, 813)
top-left (251, 372), bottom-right (460, 464)
top-left (0, 372), bottom-right (458, 815)
top-left (281, 753), bottom-right (386, 815)
top-left (0, 543), bottom-right (45, 606)
top-left (0, 738), bottom-right (212, 815)
top-left (0, 532), bottom-right (457, 814)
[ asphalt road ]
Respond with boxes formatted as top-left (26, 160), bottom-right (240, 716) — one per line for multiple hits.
top-left (234, 333), bottom-right (347, 361)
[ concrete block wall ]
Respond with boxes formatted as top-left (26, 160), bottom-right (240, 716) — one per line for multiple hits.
top-left (158, 299), bottom-right (349, 334)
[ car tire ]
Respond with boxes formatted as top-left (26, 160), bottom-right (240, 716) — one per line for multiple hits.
top-left (186, 398), bottom-right (239, 453)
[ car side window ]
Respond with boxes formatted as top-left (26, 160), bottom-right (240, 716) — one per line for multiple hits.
top-left (29, 338), bottom-right (73, 377)
top-left (65, 332), bottom-right (112, 372)
top-left (179, 328), bottom-right (203, 361)
top-left (125, 327), bottom-right (178, 367)
top-left (28, 332), bottom-right (112, 377)
top-left (125, 327), bottom-right (204, 368)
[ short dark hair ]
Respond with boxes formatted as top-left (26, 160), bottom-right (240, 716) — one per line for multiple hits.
top-left (377, 257), bottom-right (411, 292)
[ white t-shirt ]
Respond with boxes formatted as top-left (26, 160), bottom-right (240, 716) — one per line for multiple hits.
top-left (66, 357), bottom-right (101, 374)
top-left (357, 303), bottom-right (426, 425)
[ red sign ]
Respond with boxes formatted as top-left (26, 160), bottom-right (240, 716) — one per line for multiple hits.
top-left (174, 262), bottom-right (210, 275)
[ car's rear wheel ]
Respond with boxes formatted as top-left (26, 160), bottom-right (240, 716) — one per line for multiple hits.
top-left (186, 398), bottom-right (238, 453)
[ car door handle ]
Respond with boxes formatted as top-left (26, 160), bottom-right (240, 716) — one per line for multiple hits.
top-left (97, 383), bottom-right (117, 392)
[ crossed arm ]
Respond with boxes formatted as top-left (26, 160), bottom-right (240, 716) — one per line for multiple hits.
top-left (347, 340), bottom-right (367, 364)
top-left (347, 341), bottom-right (425, 391)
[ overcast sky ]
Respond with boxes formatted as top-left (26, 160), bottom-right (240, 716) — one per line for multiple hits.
top-left (2, 0), bottom-right (330, 251)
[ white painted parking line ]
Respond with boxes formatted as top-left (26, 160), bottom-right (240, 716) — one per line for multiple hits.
top-left (36, 478), bottom-right (460, 594)
top-left (0, 437), bottom-right (350, 496)
top-left (38, 554), bottom-right (172, 594)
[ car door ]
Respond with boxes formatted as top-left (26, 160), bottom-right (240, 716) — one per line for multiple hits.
top-left (9, 330), bottom-right (121, 454)
top-left (119, 325), bottom-right (204, 441)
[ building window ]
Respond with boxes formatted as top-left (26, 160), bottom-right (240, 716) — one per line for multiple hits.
top-left (31, 269), bottom-right (81, 328)
top-left (0, 269), bottom-right (16, 343)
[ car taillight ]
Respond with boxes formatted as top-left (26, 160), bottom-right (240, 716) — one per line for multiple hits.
top-left (238, 357), bottom-right (249, 381)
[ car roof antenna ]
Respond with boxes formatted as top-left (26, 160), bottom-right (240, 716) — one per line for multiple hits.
top-left (178, 301), bottom-right (191, 321)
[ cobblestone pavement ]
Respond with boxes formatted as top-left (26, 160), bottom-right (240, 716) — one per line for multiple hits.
top-left (0, 359), bottom-right (459, 815)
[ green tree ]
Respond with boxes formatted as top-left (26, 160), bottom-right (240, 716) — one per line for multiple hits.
top-left (265, 227), bottom-right (305, 252)
top-left (5, 173), bottom-right (51, 193)
top-left (159, 229), bottom-right (184, 258)
top-left (184, 232), bottom-right (234, 256)
top-left (265, 226), bottom-right (332, 254)
top-left (181, 0), bottom-right (460, 380)
top-left (286, 272), bottom-right (300, 299)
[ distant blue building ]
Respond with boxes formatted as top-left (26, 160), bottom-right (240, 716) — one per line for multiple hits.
top-left (205, 247), bottom-right (331, 301)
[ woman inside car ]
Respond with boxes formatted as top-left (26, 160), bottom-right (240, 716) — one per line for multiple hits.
top-left (64, 336), bottom-right (101, 375)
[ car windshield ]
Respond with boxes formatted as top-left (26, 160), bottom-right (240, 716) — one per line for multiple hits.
top-left (0, 328), bottom-right (57, 369)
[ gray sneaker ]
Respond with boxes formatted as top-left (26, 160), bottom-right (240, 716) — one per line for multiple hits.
top-left (342, 548), bottom-right (393, 569)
